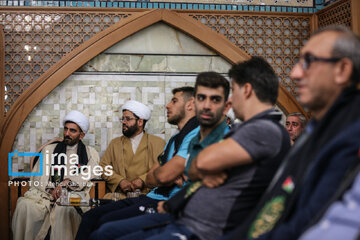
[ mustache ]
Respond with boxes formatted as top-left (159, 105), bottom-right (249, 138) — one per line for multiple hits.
top-left (199, 110), bottom-right (214, 117)
top-left (65, 136), bottom-right (72, 140)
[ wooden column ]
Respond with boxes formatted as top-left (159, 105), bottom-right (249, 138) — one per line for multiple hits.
top-left (0, 24), bottom-right (9, 240)
top-left (0, 25), bottom-right (4, 137)
top-left (351, 0), bottom-right (360, 35)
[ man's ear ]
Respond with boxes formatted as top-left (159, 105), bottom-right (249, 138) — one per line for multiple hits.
top-left (186, 97), bottom-right (195, 111)
top-left (223, 100), bottom-right (232, 116)
top-left (334, 58), bottom-right (353, 86)
top-left (137, 118), bottom-right (144, 128)
top-left (79, 132), bottom-right (85, 140)
top-left (242, 83), bottom-right (253, 99)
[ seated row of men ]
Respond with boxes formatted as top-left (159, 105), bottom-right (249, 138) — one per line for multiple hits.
top-left (12, 25), bottom-right (360, 240)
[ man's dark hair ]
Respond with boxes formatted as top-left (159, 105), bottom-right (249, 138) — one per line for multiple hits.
top-left (313, 25), bottom-right (360, 85)
top-left (195, 71), bottom-right (230, 101)
top-left (229, 56), bottom-right (279, 105)
top-left (172, 86), bottom-right (195, 102)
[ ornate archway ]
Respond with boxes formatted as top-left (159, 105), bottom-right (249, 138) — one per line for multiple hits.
top-left (0, 9), bottom-right (305, 234)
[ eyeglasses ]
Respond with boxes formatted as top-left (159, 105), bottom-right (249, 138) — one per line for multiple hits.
top-left (120, 117), bottom-right (138, 122)
top-left (298, 52), bottom-right (341, 70)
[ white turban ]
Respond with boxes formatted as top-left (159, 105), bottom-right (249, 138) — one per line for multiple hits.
top-left (63, 110), bottom-right (90, 133)
top-left (121, 100), bottom-right (151, 120)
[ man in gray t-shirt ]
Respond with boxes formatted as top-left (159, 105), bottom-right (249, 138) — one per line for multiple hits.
top-left (114, 57), bottom-right (291, 240)
top-left (178, 112), bottom-right (287, 239)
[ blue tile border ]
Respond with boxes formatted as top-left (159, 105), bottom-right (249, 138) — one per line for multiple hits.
top-left (0, 0), bottom-right (326, 13)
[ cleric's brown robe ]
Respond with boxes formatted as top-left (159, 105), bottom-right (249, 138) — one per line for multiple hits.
top-left (100, 132), bottom-right (165, 199)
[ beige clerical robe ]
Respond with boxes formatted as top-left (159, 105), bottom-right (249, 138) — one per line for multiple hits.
top-left (12, 143), bottom-right (99, 240)
top-left (100, 132), bottom-right (165, 199)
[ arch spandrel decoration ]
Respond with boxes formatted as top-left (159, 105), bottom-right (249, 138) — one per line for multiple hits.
top-left (1, 9), bottom-right (139, 114)
top-left (0, 9), bottom-right (306, 236)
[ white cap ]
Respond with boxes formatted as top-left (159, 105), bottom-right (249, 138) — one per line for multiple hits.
top-left (63, 110), bottom-right (90, 133)
top-left (121, 100), bottom-right (151, 120)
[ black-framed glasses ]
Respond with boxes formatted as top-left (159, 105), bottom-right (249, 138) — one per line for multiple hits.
top-left (120, 117), bottom-right (138, 122)
top-left (299, 52), bottom-right (341, 70)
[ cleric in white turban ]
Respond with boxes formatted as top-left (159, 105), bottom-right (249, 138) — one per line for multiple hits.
top-left (96, 99), bottom-right (165, 201)
top-left (12, 109), bottom-right (100, 240)
top-left (121, 100), bottom-right (151, 120)
top-left (63, 110), bottom-right (90, 133)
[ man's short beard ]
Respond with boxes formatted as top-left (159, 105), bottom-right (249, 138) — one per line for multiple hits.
top-left (123, 123), bottom-right (139, 138)
top-left (196, 107), bottom-right (224, 128)
top-left (167, 108), bottom-right (185, 125)
top-left (64, 136), bottom-right (80, 146)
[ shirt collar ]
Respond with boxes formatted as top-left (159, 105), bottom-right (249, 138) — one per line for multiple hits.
top-left (195, 119), bottom-right (229, 148)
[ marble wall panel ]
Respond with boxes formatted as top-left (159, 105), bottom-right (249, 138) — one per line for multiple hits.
top-left (105, 23), bottom-right (217, 55)
top-left (80, 54), bottom-right (231, 74)
top-left (130, 55), bottom-right (168, 72)
top-left (79, 55), bottom-right (131, 72)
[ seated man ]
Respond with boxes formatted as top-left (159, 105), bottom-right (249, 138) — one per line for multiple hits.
top-left (103, 57), bottom-right (291, 240)
top-left (75, 87), bottom-right (199, 240)
top-left (299, 126), bottom-right (360, 240)
top-left (88, 71), bottom-right (232, 240)
top-left (100, 100), bottom-right (165, 199)
top-left (12, 110), bottom-right (100, 240)
top-left (285, 112), bottom-right (307, 145)
top-left (224, 26), bottom-right (360, 240)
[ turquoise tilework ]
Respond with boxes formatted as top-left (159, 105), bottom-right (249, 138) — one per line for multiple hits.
top-left (0, 1), bottom-right (328, 18)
